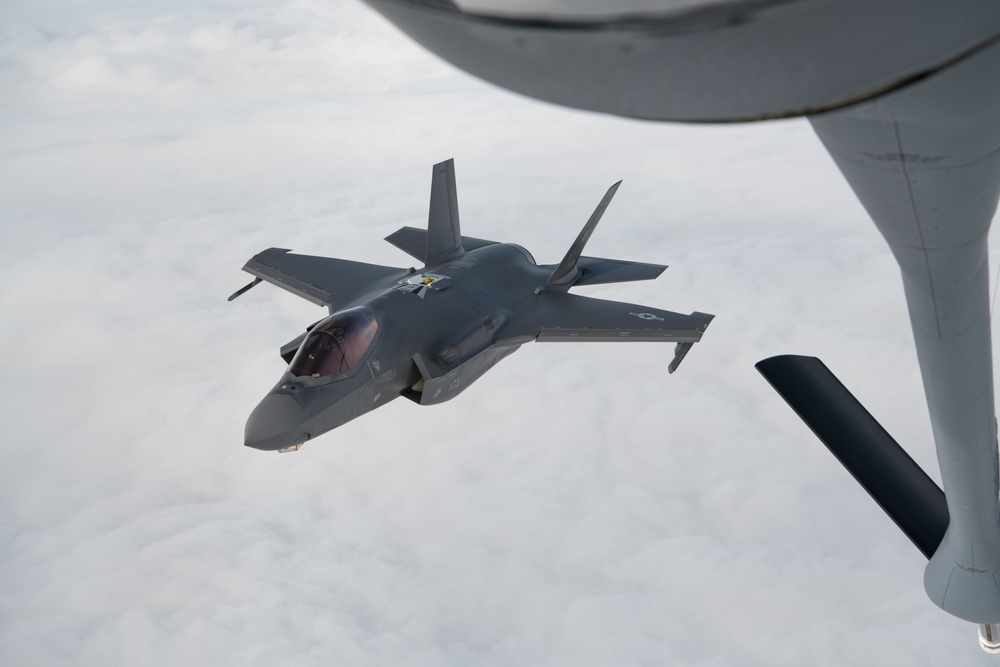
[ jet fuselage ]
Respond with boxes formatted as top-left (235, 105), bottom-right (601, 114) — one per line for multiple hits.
top-left (244, 242), bottom-right (543, 451)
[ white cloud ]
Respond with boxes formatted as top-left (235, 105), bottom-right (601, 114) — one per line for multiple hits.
top-left (0, 1), bottom-right (995, 665)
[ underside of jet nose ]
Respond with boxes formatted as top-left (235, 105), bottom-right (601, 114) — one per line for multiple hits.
top-left (244, 393), bottom-right (307, 451)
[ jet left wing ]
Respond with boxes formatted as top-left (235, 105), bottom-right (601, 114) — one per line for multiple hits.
top-left (239, 247), bottom-right (409, 310)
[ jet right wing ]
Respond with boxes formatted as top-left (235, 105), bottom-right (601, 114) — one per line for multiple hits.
top-left (503, 293), bottom-right (712, 373)
top-left (239, 247), bottom-right (409, 311)
top-left (506, 292), bottom-right (713, 343)
top-left (504, 292), bottom-right (713, 373)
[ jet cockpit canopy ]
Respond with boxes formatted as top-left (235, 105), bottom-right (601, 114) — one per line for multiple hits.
top-left (288, 306), bottom-right (379, 378)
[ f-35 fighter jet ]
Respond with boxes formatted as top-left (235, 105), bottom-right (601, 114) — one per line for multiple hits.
top-left (231, 160), bottom-right (713, 452)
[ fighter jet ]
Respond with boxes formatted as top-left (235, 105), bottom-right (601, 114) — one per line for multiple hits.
top-left (231, 159), bottom-right (712, 452)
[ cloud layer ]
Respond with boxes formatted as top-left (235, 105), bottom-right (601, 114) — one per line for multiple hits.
top-left (1, 1), bottom-right (996, 665)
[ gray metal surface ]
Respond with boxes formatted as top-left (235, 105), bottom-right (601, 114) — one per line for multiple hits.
top-left (385, 226), bottom-right (497, 262)
top-left (235, 160), bottom-right (712, 451)
top-left (425, 158), bottom-right (464, 264)
top-left (545, 181), bottom-right (621, 287)
top-left (242, 248), bottom-right (410, 310)
top-left (362, 0), bottom-right (1000, 121)
top-left (810, 39), bottom-right (1000, 622)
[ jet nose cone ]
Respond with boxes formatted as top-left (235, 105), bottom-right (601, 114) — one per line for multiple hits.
top-left (244, 393), bottom-right (306, 451)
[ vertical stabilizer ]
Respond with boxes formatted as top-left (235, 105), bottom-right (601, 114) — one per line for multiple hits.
top-left (425, 159), bottom-right (463, 265)
top-left (545, 181), bottom-right (621, 289)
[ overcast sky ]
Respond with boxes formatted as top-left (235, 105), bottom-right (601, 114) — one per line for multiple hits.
top-left (2, 1), bottom-right (999, 665)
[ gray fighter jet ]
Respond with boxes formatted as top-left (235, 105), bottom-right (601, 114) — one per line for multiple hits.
top-left (231, 159), bottom-right (712, 452)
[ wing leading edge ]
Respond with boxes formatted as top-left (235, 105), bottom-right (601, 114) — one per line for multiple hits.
top-left (241, 247), bottom-right (409, 311)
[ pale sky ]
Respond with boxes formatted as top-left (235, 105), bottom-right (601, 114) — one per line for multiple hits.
top-left (1, 1), bottom-right (997, 665)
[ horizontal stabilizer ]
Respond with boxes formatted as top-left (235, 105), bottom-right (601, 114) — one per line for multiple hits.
top-left (756, 354), bottom-right (949, 559)
top-left (540, 256), bottom-right (667, 287)
top-left (385, 226), bottom-right (498, 263)
top-left (545, 181), bottom-right (621, 289)
top-left (242, 248), bottom-right (408, 311)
